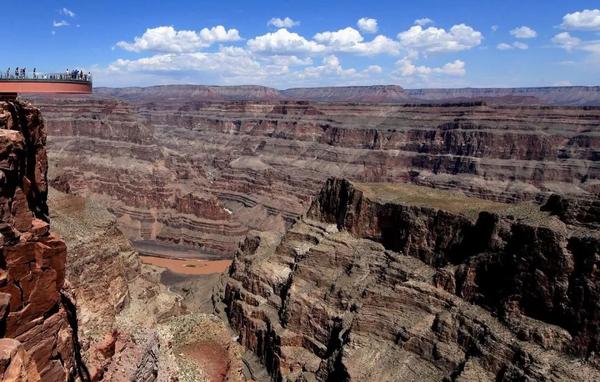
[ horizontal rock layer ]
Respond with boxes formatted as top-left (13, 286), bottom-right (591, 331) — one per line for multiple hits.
top-left (28, 95), bottom-right (599, 259)
top-left (224, 178), bottom-right (600, 381)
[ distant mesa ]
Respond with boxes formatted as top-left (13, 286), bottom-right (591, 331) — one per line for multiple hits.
top-left (93, 84), bottom-right (600, 106)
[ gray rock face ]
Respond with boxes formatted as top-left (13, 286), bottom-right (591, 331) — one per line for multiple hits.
top-left (223, 178), bottom-right (600, 381)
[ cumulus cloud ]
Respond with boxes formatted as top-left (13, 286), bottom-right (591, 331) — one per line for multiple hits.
top-left (357, 17), bottom-right (378, 33)
top-left (265, 55), bottom-right (313, 66)
top-left (268, 17), bottom-right (300, 29)
top-left (561, 9), bottom-right (600, 30)
top-left (552, 32), bottom-right (582, 51)
top-left (415, 18), bottom-right (434, 26)
top-left (314, 27), bottom-right (364, 46)
top-left (116, 25), bottom-right (241, 53)
top-left (248, 28), bottom-right (326, 53)
top-left (249, 27), bottom-right (399, 56)
top-left (60, 7), bottom-right (75, 17)
top-left (53, 20), bottom-right (69, 27)
top-left (397, 24), bottom-right (483, 53)
top-left (497, 41), bottom-right (528, 50)
top-left (510, 26), bottom-right (537, 39)
top-left (314, 28), bottom-right (400, 55)
top-left (552, 31), bottom-right (600, 55)
top-left (396, 58), bottom-right (466, 77)
top-left (108, 46), bottom-right (261, 76)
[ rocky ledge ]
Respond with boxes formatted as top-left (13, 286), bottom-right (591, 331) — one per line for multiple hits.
top-left (223, 177), bottom-right (600, 381)
top-left (0, 100), bottom-right (87, 381)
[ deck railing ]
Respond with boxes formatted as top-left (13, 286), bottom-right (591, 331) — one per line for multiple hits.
top-left (0, 72), bottom-right (92, 83)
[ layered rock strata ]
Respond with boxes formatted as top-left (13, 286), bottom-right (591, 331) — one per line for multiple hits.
top-left (0, 100), bottom-right (87, 381)
top-left (31, 95), bottom-right (599, 260)
top-left (224, 178), bottom-right (600, 381)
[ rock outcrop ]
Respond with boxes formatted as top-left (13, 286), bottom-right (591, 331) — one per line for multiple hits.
top-left (224, 178), bottom-right (600, 381)
top-left (0, 100), bottom-right (87, 381)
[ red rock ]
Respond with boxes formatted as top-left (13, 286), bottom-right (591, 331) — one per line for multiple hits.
top-left (0, 338), bottom-right (41, 381)
top-left (0, 100), bottom-right (86, 380)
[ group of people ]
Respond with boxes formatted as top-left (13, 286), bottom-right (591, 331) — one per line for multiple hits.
top-left (0, 67), bottom-right (92, 82)
top-left (1, 67), bottom-right (33, 79)
top-left (66, 68), bottom-right (91, 81)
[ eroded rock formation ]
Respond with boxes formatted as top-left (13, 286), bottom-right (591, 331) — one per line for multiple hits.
top-left (224, 178), bottom-right (600, 381)
top-left (30, 95), bottom-right (599, 262)
top-left (0, 100), bottom-right (87, 381)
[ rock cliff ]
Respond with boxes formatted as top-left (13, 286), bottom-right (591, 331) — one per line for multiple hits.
top-left (0, 100), bottom-right (87, 381)
top-left (223, 178), bottom-right (600, 381)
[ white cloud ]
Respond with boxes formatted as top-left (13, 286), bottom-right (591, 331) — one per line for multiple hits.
top-left (415, 18), bottom-right (434, 26)
top-left (350, 35), bottom-right (400, 55)
top-left (315, 27), bottom-right (399, 55)
top-left (116, 26), bottom-right (240, 53)
top-left (60, 7), bottom-right (75, 17)
top-left (314, 27), bottom-right (364, 46)
top-left (561, 9), bottom-right (600, 31)
top-left (552, 32), bottom-right (582, 51)
top-left (397, 24), bottom-right (483, 53)
top-left (510, 26), bottom-right (537, 39)
top-left (265, 55), bottom-right (313, 66)
top-left (295, 55), bottom-right (380, 81)
top-left (396, 58), bottom-right (466, 77)
top-left (366, 65), bottom-right (383, 73)
top-left (248, 28), bottom-right (326, 53)
top-left (357, 17), bottom-right (378, 33)
top-left (108, 46), bottom-right (261, 76)
top-left (512, 41), bottom-right (528, 50)
top-left (552, 32), bottom-right (600, 55)
top-left (491, 25), bottom-right (499, 32)
top-left (249, 27), bottom-right (399, 56)
top-left (53, 20), bottom-right (69, 27)
top-left (497, 41), bottom-right (529, 50)
top-left (199, 26), bottom-right (242, 44)
top-left (268, 17), bottom-right (300, 29)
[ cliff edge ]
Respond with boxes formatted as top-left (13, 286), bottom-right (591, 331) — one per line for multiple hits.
top-left (0, 100), bottom-right (87, 381)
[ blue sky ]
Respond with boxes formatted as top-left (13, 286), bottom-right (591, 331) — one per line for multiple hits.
top-left (2, 0), bottom-right (600, 88)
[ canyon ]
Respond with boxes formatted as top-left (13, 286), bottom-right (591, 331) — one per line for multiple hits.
top-left (0, 84), bottom-right (596, 381)
top-left (31, 87), bottom-right (598, 263)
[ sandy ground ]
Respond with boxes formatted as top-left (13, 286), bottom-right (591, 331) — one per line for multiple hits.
top-left (182, 342), bottom-right (230, 382)
top-left (141, 256), bottom-right (232, 275)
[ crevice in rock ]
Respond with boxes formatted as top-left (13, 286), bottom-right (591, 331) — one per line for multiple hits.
top-left (61, 293), bottom-right (91, 382)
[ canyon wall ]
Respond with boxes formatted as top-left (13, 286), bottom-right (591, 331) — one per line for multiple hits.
top-left (31, 94), bottom-right (599, 260)
top-left (0, 100), bottom-right (86, 381)
top-left (223, 178), bottom-right (600, 381)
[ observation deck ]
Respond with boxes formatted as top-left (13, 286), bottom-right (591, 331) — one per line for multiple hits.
top-left (0, 72), bottom-right (92, 99)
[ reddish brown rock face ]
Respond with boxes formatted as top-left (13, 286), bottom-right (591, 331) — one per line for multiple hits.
top-left (0, 100), bottom-right (86, 381)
